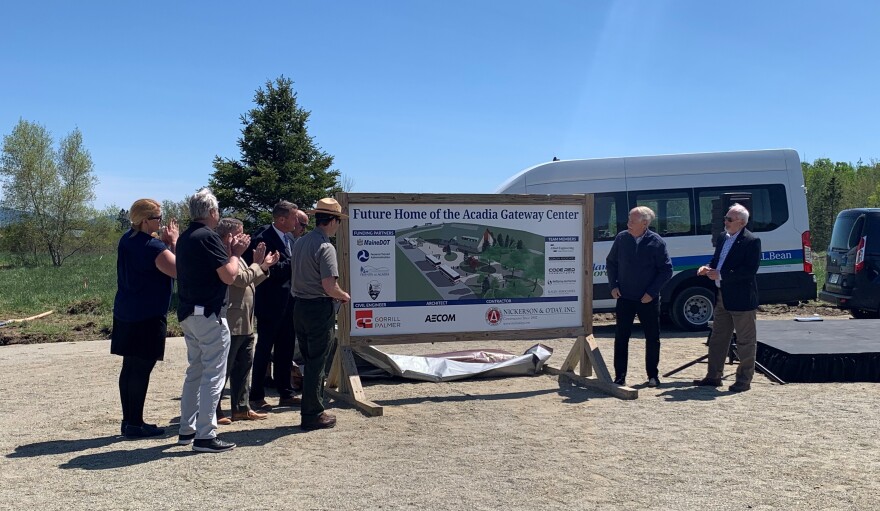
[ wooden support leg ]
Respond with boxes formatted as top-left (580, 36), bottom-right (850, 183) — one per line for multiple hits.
top-left (560, 336), bottom-right (583, 373)
top-left (324, 346), bottom-right (384, 416)
top-left (326, 348), bottom-right (342, 389)
top-left (578, 335), bottom-right (593, 377)
top-left (582, 334), bottom-right (612, 383)
top-left (545, 335), bottom-right (637, 400)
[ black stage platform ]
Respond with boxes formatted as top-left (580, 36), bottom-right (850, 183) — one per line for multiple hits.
top-left (756, 319), bottom-right (880, 383)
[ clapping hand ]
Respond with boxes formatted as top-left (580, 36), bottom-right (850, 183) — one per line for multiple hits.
top-left (161, 218), bottom-right (179, 247)
top-left (230, 233), bottom-right (250, 257)
top-left (253, 242), bottom-right (267, 265)
top-left (260, 250), bottom-right (280, 271)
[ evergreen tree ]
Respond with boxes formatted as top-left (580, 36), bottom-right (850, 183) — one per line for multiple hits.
top-left (210, 76), bottom-right (340, 228)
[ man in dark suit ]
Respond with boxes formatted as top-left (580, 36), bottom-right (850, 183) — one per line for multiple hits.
top-left (693, 203), bottom-right (761, 392)
top-left (248, 201), bottom-right (303, 409)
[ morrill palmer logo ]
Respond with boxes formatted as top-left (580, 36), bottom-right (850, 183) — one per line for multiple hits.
top-left (355, 310), bottom-right (373, 328)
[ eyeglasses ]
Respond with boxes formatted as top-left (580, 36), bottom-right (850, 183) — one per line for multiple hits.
top-left (148, 215), bottom-right (162, 221)
top-left (723, 216), bottom-right (738, 222)
top-left (299, 222), bottom-right (309, 228)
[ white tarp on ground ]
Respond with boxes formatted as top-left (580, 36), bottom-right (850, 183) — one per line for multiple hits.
top-left (352, 344), bottom-right (553, 382)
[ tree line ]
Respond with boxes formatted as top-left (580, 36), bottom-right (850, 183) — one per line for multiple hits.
top-left (2, 74), bottom-right (878, 266)
top-left (802, 159), bottom-right (880, 252)
top-left (1, 76), bottom-right (340, 266)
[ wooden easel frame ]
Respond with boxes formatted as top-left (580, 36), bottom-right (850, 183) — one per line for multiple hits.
top-left (325, 193), bottom-right (636, 417)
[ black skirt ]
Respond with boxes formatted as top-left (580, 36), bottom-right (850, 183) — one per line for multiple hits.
top-left (110, 316), bottom-right (167, 361)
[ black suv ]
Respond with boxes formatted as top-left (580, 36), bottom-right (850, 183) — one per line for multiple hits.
top-left (819, 208), bottom-right (880, 318)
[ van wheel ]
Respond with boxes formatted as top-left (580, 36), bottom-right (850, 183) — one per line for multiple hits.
top-left (851, 309), bottom-right (880, 319)
top-left (671, 287), bottom-right (714, 331)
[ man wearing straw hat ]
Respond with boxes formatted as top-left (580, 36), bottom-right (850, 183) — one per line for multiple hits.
top-left (290, 198), bottom-right (351, 431)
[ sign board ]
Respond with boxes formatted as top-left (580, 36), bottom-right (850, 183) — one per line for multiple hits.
top-left (347, 202), bottom-right (585, 335)
top-left (325, 193), bottom-right (633, 417)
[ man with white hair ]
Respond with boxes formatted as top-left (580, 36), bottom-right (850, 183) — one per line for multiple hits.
top-left (606, 206), bottom-right (673, 388)
top-left (175, 188), bottom-right (249, 452)
top-left (694, 203), bottom-right (761, 392)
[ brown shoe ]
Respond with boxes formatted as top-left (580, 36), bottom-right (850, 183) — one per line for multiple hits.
top-left (692, 377), bottom-right (723, 387)
top-left (291, 365), bottom-right (303, 391)
top-left (217, 415), bottom-right (232, 425)
top-left (250, 399), bottom-right (273, 411)
top-left (278, 395), bottom-right (302, 407)
top-left (232, 409), bottom-right (268, 421)
top-left (301, 412), bottom-right (336, 431)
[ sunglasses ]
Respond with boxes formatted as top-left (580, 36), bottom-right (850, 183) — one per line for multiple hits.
top-left (723, 216), bottom-right (738, 222)
top-left (299, 222), bottom-right (309, 227)
top-left (149, 215), bottom-right (163, 221)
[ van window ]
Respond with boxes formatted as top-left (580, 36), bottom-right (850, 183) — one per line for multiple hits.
top-left (829, 214), bottom-right (860, 251)
top-left (630, 189), bottom-right (694, 237)
top-left (696, 184), bottom-right (788, 234)
top-left (594, 192), bottom-right (627, 241)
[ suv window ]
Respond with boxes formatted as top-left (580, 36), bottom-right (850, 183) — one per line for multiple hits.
top-left (830, 214), bottom-right (861, 251)
top-left (866, 214), bottom-right (880, 253)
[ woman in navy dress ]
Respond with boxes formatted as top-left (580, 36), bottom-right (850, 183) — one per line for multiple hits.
top-left (111, 199), bottom-right (178, 438)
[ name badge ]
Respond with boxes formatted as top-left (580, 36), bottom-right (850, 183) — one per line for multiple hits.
top-left (194, 305), bottom-right (205, 316)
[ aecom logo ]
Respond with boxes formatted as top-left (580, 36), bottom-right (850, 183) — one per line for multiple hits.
top-left (425, 314), bottom-right (455, 323)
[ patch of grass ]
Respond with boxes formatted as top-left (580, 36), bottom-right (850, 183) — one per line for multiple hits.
top-left (0, 252), bottom-right (116, 316)
top-left (812, 250), bottom-right (827, 291)
top-left (0, 251), bottom-right (181, 344)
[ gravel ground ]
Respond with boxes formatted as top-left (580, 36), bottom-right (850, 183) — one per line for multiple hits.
top-left (1, 317), bottom-right (877, 511)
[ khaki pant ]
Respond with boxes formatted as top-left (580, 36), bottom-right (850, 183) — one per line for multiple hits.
top-left (706, 291), bottom-right (757, 384)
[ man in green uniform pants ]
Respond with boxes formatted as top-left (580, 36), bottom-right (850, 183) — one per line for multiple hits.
top-left (291, 198), bottom-right (351, 430)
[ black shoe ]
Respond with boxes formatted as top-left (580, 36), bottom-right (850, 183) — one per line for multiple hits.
top-left (692, 377), bottom-right (723, 387)
top-left (647, 377), bottom-right (661, 388)
top-left (729, 381), bottom-right (751, 393)
top-left (124, 423), bottom-right (165, 439)
top-left (193, 437), bottom-right (236, 453)
top-left (613, 376), bottom-right (626, 386)
top-left (178, 433), bottom-right (196, 446)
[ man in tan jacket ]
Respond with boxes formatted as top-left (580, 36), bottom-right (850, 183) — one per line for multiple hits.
top-left (216, 218), bottom-right (279, 422)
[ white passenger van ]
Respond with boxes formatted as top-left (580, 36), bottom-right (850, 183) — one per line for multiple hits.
top-left (496, 149), bottom-right (816, 330)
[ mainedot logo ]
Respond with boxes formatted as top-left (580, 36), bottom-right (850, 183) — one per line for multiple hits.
top-left (356, 239), bottom-right (391, 246)
top-left (357, 250), bottom-right (370, 262)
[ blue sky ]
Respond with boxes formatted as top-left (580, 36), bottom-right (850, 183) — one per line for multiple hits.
top-left (2, 1), bottom-right (878, 210)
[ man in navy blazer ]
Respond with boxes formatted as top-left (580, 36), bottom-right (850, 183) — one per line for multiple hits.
top-left (694, 203), bottom-right (761, 392)
top-left (247, 201), bottom-right (306, 409)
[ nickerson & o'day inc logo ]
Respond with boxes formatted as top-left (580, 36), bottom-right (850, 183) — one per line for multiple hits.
top-left (485, 307), bottom-right (502, 326)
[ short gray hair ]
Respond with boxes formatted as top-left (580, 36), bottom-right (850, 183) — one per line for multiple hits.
top-left (630, 206), bottom-right (656, 225)
top-left (188, 188), bottom-right (219, 221)
top-left (728, 203), bottom-right (750, 222)
top-left (216, 217), bottom-right (243, 237)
